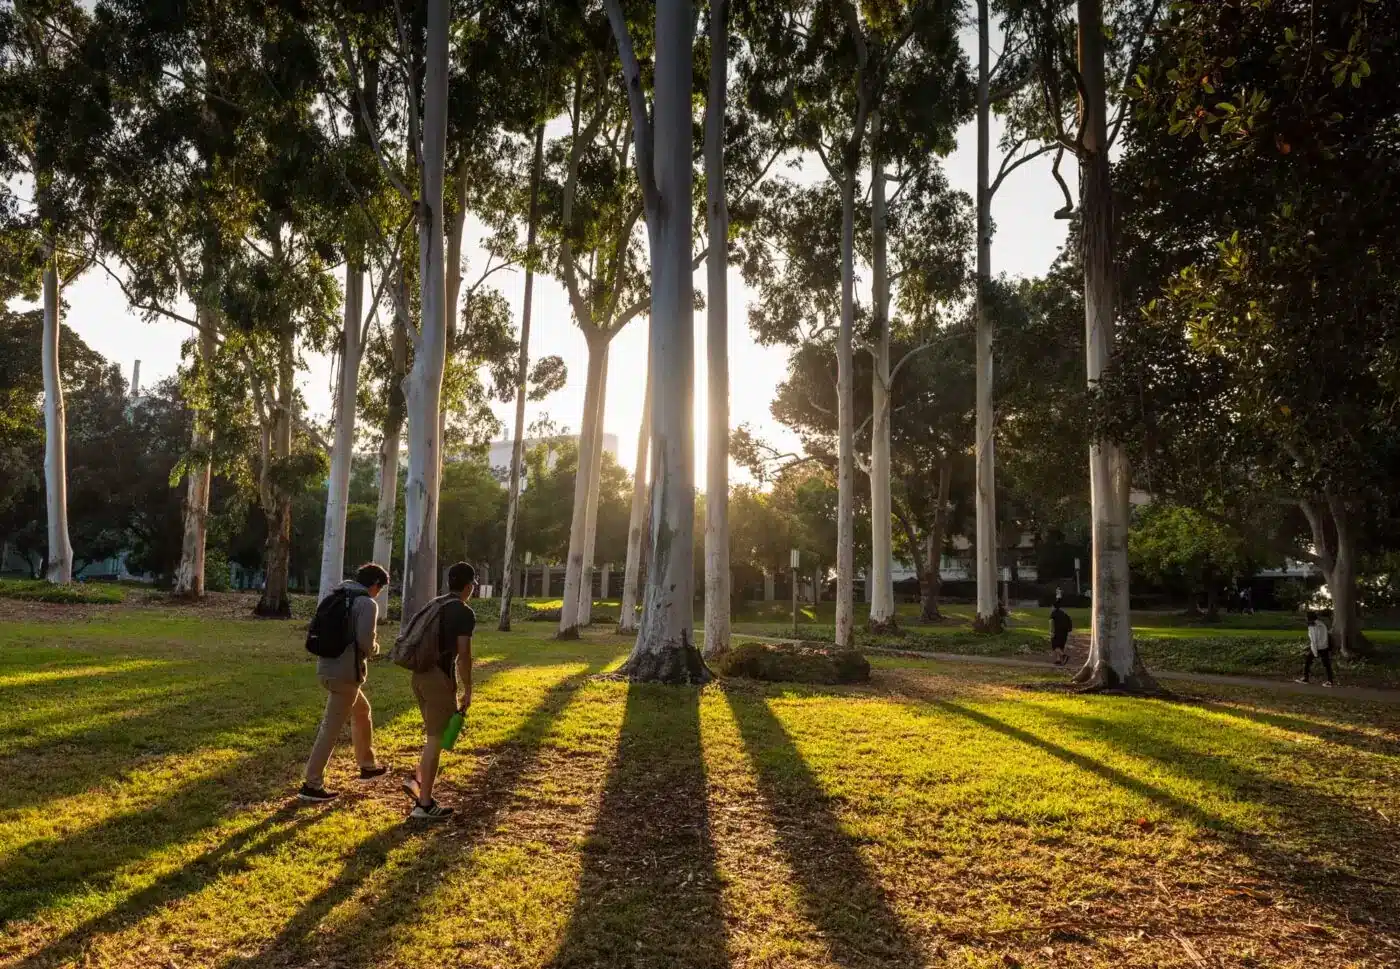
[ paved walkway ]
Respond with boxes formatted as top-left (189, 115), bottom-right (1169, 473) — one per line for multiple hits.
top-left (865, 647), bottom-right (1400, 704)
top-left (732, 635), bottom-right (1400, 704)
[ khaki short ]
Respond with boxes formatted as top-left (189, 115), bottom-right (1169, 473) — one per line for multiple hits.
top-left (411, 669), bottom-right (457, 737)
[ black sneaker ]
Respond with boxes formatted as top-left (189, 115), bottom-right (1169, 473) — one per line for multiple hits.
top-left (298, 783), bottom-right (339, 803)
top-left (409, 800), bottom-right (453, 821)
top-left (359, 765), bottom-right (389, 780)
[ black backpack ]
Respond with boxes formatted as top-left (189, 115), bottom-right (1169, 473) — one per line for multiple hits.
top-left (305, 588), bottom-right (364, 658)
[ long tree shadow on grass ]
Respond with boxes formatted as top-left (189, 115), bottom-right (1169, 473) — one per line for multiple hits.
top-left (8, 805), bottom-right (317, 968)
top-left (1028, 703), bottom-right (1400, 936)
top-left (721, 688), bottom-right (928, 968)
top-left (0, 662), bottom-right (522, 927)
top-left (548, 683), bottom-right (730, 969)
top-left (894, 684), bottom-right (1400, 956)
top-left (1192, 698), bottom-right (1400, 760)
top-left (217, 664), bottom-right (603, 969)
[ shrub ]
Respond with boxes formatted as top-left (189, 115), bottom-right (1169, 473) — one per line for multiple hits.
top-left (716, 641), bottom-right (871, 685)
top-left (204, 549), bottom-right (232, 593)
top-left (0, 579), bottom-right (124, 604)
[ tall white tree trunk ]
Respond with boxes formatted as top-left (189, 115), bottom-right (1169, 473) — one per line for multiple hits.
top-left (619, 369), bottom-right (651, 634)
top-left (318, 255), bottom-right (364, 600)
top-left (616, 0), bottom-right (704, 681)
top-left (174, 307), bottom-right (217, 596)
top-left (579, 346), bottom-right (610, 626)
top-left (973, 0), bottom-right (1001, 631)
top-left (41, 253), bottom-right (72, 585)
top-left (834, 164), bottom-right (858, 650)
top-left (401, 0), bottom-right (451, 624)
top-left (558, 335), bottom-right (605, 638)
top-left (499, 122), bottom-right (545, 632)
top-left (702, 0), bottom-right (732, 661)
top-left (372, 308), bottom-right (407, 615)
top-left (1073, 0), bottom-right (1155, 692)
top-left (868, 110), bottom-right (896, 632)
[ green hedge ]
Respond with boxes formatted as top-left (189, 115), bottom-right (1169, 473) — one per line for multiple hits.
top-left (0, 579), bottom-right (125, 604)
top-left (717, 641), bottom-right (871, 684)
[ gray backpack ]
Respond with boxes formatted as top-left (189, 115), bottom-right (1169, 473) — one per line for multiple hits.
top-left (390, 595), bottom-right (454, 673)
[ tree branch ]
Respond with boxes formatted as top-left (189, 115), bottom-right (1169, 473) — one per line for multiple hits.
top-left (989, 141), bottom-right (1057, 199)
top-left (335, 22), bottom-right (413, 201)
top-left (603, 0), bottom-right (660, 220)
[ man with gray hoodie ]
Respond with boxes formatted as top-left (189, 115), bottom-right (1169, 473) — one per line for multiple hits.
top-left (300, 563), bottom-right (390, 802)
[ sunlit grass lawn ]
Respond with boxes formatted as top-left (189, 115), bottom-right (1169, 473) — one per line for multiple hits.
top-left (2, 610), bottom-right (1399, 967)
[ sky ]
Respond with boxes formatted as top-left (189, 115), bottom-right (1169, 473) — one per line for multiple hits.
top-left (56, 32), bottom-right (1072, 481)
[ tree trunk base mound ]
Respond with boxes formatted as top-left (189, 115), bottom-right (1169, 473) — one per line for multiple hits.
top-left (252, 600), bottom-right (291, 619)
top-left (1072, 658), bottom-right (1169, 697)
top-left (972, 613), bottom-right (1004, 634)
top-left (868, 618), bottom-right (900, 635)
top-left (556, 626), bottom-right (581, 641)
top-left (716, 641), bottom-right (870, 685)
top-left (619, 641), bottom-right (713, 685)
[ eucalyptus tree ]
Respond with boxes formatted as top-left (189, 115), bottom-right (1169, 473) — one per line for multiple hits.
top-left (862, 12), bottom-right (969, 631)
top-left (316, 31), bottom-right (391, 600)
top-left (1010, 0), bottom-right (1165, 689)
top-left (0, 0), bottom-right (112, 585)
top-left (701, 0), bottom-right (732, 659)
top-left (498, 120), bottom-right (545, 631)
top-left (742, 0), bottom-right (968, 648)
top-left (90, 0), bottom-right (331, 598)
top-left (544, 50), bottom-right (650, 640)
top-left (605, 0), bottom-right (706, 680)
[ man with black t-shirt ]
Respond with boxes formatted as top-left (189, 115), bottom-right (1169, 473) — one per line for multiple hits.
top-left (403, 561), bottom-right (476, 820)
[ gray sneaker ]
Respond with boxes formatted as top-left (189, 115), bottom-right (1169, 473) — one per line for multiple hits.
top-left (409, 800), bottom-right (453, 822)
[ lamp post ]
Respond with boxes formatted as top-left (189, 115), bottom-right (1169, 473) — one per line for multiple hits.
top-left (790, 548), bottom-right (800, 638)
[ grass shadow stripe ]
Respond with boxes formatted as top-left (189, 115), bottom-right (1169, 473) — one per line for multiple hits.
top-left (547, 684), bottom-right (730, 969)
top-left (215, 663), bottom-right (605, 969)
top-left (4, 804), bottom-right (318, 968)
top-left (720, 688), bottom-right (928, 968)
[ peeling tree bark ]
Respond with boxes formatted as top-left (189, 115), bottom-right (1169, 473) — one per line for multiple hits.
top-left (579, 347), bottom-right (610, 626)
top-left (834, 158), bottom-right (859, 650)
top-left (372, 304), bottom-right (407, 615)
top-left (255, 319), bottom-right (296, 618)
top-left (174, 303), bottom-right (218, 596)
top-left (558, 335), bottom-right (606, 639)
top-left (318, 251), bottom-right (364, 600)
top-left (703, 0), bottom-right (732, 662)
top-left (1072, 0), bottom-right (1157, 692)
top-left (612, 0), bottom-right (707, 682)
top-left (499, 121), bottom-right (545, 632)
top-left (619, 369), bottom-right (651, 634)
top-left (868, 109), bottom-right (895, 633)
top-left (973, 0), bottom-right (1001, 632)
top-left (41, 251), bottom-right (72, 586)
top-left (1300, 495), bottom-right (1367, 658)
top-left (400, 0), bottom-right (451, 624)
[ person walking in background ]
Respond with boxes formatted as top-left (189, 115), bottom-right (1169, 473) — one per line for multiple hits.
top-left (400, 561), bottom-right (477, 821)
top-left (1297, 610), bottom-right (1336, 687)
top-left (300, 563), bottom-right (390, 802)
top-left (1049, 602), bottom-right (1073, 666)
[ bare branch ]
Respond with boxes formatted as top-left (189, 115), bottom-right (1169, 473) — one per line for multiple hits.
top-left (989, 141), bottom-right (1058, 199)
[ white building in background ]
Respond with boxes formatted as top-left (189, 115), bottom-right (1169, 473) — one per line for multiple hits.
top-left (486, 434), bottom-right (619, 482)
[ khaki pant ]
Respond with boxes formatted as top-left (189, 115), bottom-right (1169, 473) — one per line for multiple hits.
top-left (412, 669), bottom-right (457, 737)
top-left (304, 677), bottom-right (377, 787)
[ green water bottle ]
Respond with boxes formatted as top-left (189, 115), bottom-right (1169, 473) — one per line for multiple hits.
top-left (441, 709), bottom-right (466, 751)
